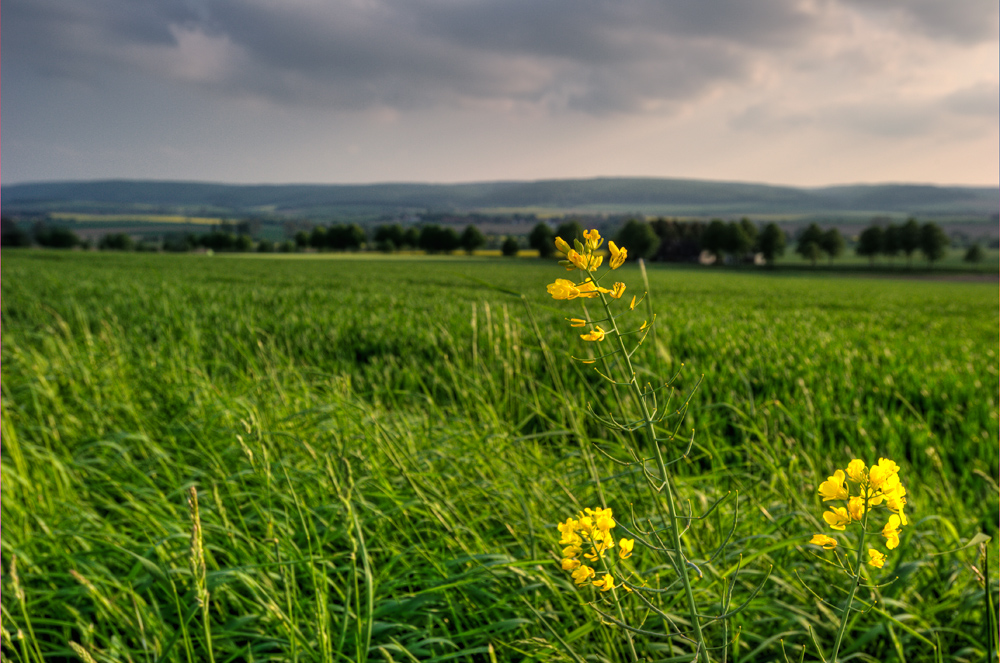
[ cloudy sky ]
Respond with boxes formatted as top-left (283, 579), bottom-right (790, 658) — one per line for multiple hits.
top-left (4, 0), bottom-right (998, 186)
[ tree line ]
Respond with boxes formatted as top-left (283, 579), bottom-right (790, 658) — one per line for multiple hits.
top-left (854, 218), bottom-right (958, 266)
top-left (1, 215), bottom-right (987, 266)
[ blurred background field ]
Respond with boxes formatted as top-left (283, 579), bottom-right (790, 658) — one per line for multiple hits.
top-left (2, 250), bottom-right (997, 662)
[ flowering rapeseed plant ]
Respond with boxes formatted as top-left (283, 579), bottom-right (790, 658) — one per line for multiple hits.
top-left (543, 229), bottom-right (764, 663)
top-left (810, 457), bottom-right (910, 661)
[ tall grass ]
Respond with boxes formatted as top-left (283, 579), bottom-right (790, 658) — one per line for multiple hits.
top-left (2, 250), bottom-right (997, 661)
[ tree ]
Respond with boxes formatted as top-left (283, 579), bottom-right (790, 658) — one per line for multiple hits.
top-left (724, 221), bottom-right (753, 261)
top-left (374, 224), bottom-right (405, 252)
top-left (856, 226), bottom-right (884, 266)
top-left (899, 218), bottom-right (921, 266)
top-left (795, 224), bottom-right (825, 266)
top-left (1, 217), bottom-right (31, 247)
top-left (799, 240), bottom-right (823, 267)
top-left (294, 230), bottom-right (311, 250)
top-left (460, 225), bottom-right (486, 255)
top-left (201, 231), bottom-right (235, 251)
top-left (919, 222), bottom-right (949, 266)
top-left (528, 222), bottom-right (555, 258)
top-left (310, 226), bottom-right (328, 250)
top-left (501, 236), bottom-right (520, 257)
top-left (650, 218), bottom-right (703, 262)
top-left (616, 219), bottom-right (659, 261)
top-left (882, 223), bottom-right (901, 262)
top-left (326, 223), bottom-right (366, 251)
top-left (257, 239), bottom-right (275, 253)
top-left (418, 226), bottom-right (438, 253)
top-left (163, 233), bottom-right (196, 252)
top-left (234, 234), bottom-right (253, 252)
top-left (374, 237), bottom-right (396, 253)
top-left (554, 220), bottom-right (584, 245)
top-left (757, 223), bottom-right (786, 266)
top-left (418, 225), bottom-right (460, 254)
top-left (35, 226), bottom-right (80, 249)
top-left (701, 219), bottom-right (729, 261)
top-left (964, 243), bottom-right (985, 263)
top-left (99, 233), bottom-right (135, 251)
top-left (739, 218), bottom-right (758, 252)
top-left (820, 228), bottom-right (845, 264)
top-left (347, 224), bottom-right (367, 250)
top-left (403, 227), bottom-right (421, 249)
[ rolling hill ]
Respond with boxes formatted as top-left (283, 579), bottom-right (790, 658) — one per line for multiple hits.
top-left (3, 177), bottom-right (997, 220)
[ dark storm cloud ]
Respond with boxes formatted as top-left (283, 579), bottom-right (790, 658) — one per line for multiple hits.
top-left (5, 0), bottom-right (997, 114)
top-left (844, 0), bottom-right (999, 42)
top-left (4, 0), bottom-right (203, 77)
top-left (5, 0), bottom-right (822, 113)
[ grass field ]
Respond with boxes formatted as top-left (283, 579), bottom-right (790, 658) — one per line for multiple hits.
top-left (2, 250), bottom-right (997, 662)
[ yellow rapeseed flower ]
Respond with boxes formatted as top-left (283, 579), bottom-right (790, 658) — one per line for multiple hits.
top-left (884, 485), bottom-right (908, 526)
top-left (567, 249), bottom-right (588, 271)
top-left (868, 549), bottom-right (886, 569)
top-left (554, 237), bottom-right (572, 254)
top-left (818, 470), bottom-right (849, 501)
top-left (610, 282), bottom-right (626, 299)
top-left (572, 565), bottom-right (596, 585)
top-left (593, 573), bottom-right (615, 592)
top-left (583, 229), bottom-right (603, 251)
top-left (557, 518), bottom-right (581, 544)
top-left (580, 327), bottom-right (606, 342)
top-left (609, 241), bottom-right (627, 269)
top-left (868, 457), bottom-right (898, 490)
top-left (809, 534), bottom-right (838, 550)
top-left (585, 507), bottom-right (613, 518)
top-left (547, 279), bottom-right (580, 300)
top-left (823, 507), bottom-right (852, 531)
top-left (596, 513), bottom-right (615, 532)
top-left (561, 557), bottom-right (581, 571)
top-left (568, 318), bottom-right (587, 327)
top-left (629, 295), bottom-right (637, 310)
top-left (882, 514), bottom-right (901, 550)
top-left (618, 538), bottom-right (634, 559)
top-left (846, 459), bottom-right (866, 482)
top-left (847, 496), bottom-right (865, 521)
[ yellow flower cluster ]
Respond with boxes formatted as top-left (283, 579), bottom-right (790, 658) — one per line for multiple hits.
top-left (558, 507), bottom-right (634, 592)
top-left (553, 229), bottom-right (627, 272)
top-left (810, 457), bottom-right (908, 568)
top-left (546, 229), bottom-right (634, 343)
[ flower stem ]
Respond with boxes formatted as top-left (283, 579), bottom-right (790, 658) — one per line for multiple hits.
top-left (592, 278), bottom-right (710, 663)
top-left (598, 551), bottom-right (639, 661)
top-left (830, 496), bottom-right (870, 661)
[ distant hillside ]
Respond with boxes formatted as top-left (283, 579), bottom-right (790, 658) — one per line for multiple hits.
top-left (3, 177), bottom-right (997, 219)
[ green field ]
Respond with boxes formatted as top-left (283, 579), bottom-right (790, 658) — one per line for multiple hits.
top-left (2, 250), bottom-right (997, 662)
top-left (48, 213), bottom-right (224, 226)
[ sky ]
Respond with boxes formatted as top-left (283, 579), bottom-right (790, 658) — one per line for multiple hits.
top-left (4, 0), bottom-right (998, 187)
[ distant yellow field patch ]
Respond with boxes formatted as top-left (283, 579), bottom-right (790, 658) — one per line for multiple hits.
top-left (50, 213), bottom-right (222, 225)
